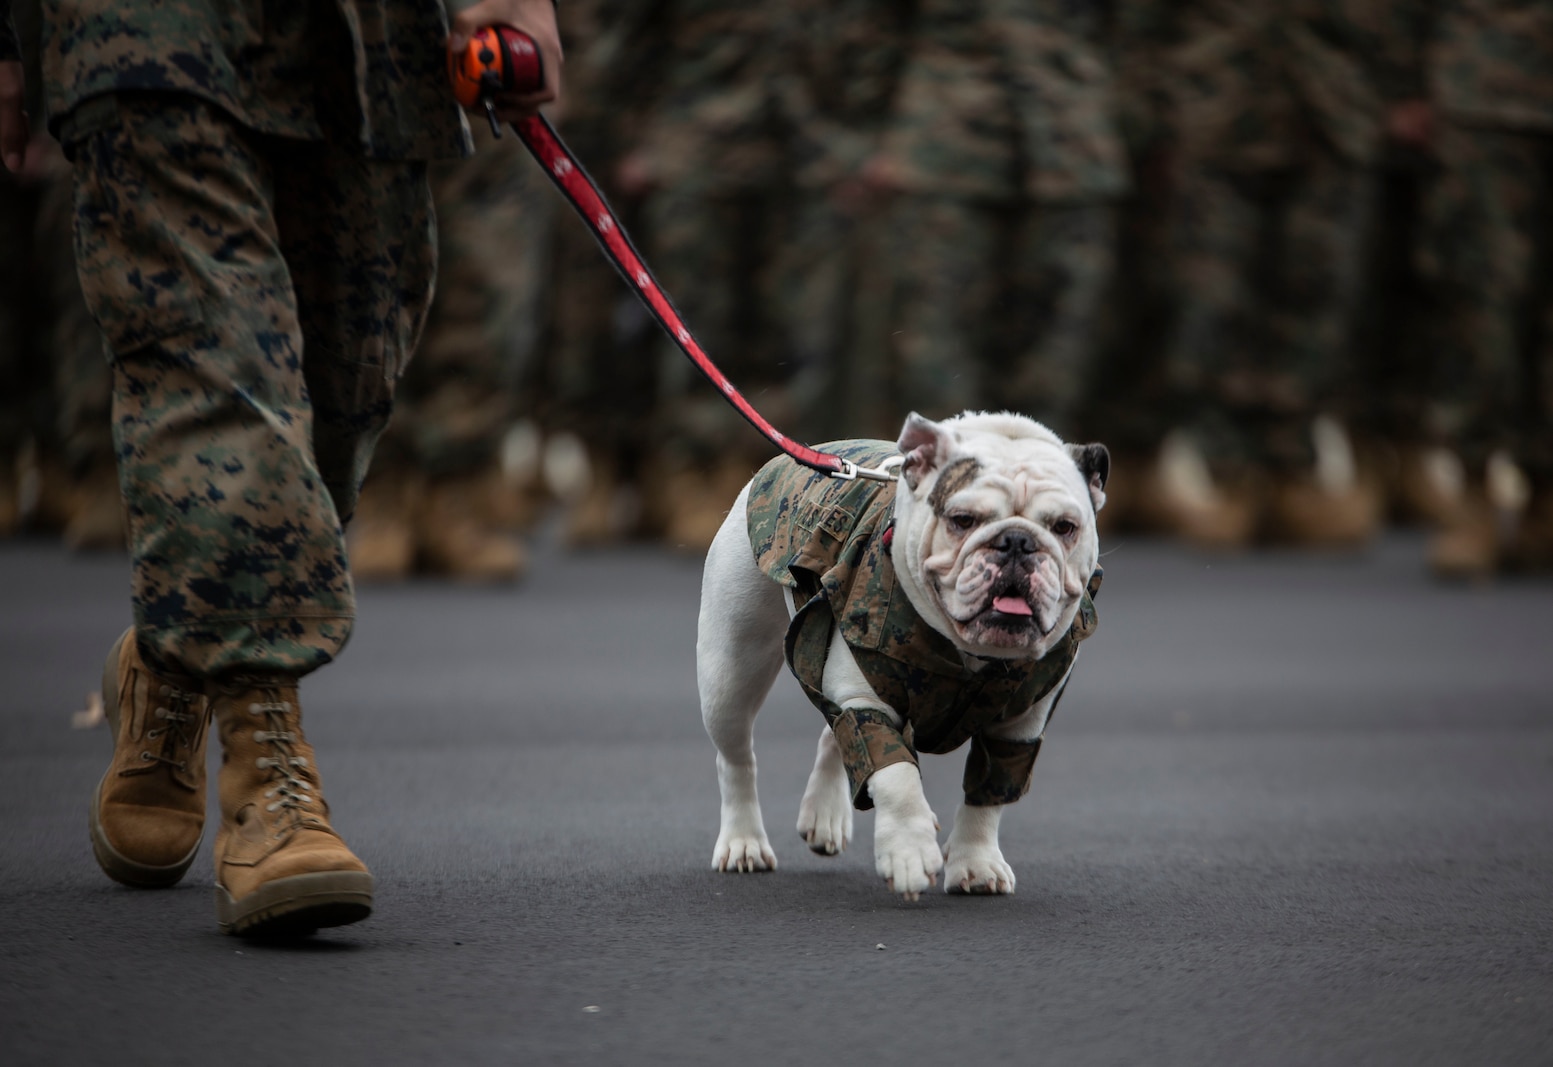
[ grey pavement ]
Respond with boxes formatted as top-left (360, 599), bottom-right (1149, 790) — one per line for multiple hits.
top-left (1, 532), bottom-right (1550, 1065)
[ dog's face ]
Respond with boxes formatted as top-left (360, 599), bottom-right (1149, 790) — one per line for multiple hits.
top-left (890, 412), bottom-right (1107, 660)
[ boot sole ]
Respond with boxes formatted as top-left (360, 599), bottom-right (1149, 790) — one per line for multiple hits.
top-left (88, 628), bottom-right (202, 889)
top-left (216, 871), bottom-right (375, 937)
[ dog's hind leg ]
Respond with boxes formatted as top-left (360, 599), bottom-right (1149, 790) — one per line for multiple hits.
top-left (698, 486), bottom-right (788, 873)
top-left (797, 726), bottom-right (852, 855)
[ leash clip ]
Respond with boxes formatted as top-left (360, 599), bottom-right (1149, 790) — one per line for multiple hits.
top-left (831, 456), bottom-right (904, 483)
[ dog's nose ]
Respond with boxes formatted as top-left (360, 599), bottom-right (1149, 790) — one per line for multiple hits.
top-left (992, 529), bottom-right (1036, 557)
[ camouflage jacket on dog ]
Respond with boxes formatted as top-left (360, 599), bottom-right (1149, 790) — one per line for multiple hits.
top-left (748, 440), bottom-right (1099, 810)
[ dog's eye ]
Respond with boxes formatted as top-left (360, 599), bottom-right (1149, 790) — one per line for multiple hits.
top-left (1051, 519), bottom-right (1078, 538)
top-left (946, 513), bottom-right (977, 534)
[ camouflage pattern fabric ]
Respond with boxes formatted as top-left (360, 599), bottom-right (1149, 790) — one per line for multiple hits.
top-left (1162, 153), bottom-right (1375, 470)
top-left (633, 0), bottom-right (790, 196)
top-left (1414, 123), bottom-right (1553, 481)
top-left (39, 0), bottom-right (472, 160)
top-left (66, 93), bottom-right (435, 678)
top-left (538, 0), bottom-right (662, 464)
top-left (879, 0), bottom-right (1129, 203)
top-left (645, 184), bottom-right (796, 466)
top-left (1125, 1), bottom-right (1388, 172)
top-left (881, 195), bottom-right (1118, 433)
top-left (37, 169), bottom-right (111, 474)
top-left (770, 0), bottom-right (913, 444)
top-left (874, 0), bottom-right (1126, 436)
top-left (746, 440), bottom-right (1099, 809)
top-left (384, 118), bottom-right (547, 477)
top-left (635, 0), bottom-right (795, 463)
top-left (1404, 1), bottom-right (1553, 484)
top-left (1429, 0), bottom-right (1553, 134)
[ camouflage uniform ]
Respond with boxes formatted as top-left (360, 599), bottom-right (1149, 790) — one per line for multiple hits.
top-left (1415, 0), bottom-right (1553, 488)
top-left (876, 0), bottom-right (1128, 432)
top-left (771, 0), bottom-right (914, 443)
top-left (541, 0), bottom-right (662, 486)
top-left (634, 0), bottom-right (796, 469)
top-left (0, 0), bottom-right (110, 536)
top-left (0, 0), bottom-right (48, 530)
top-left (746, 440), bottom-right (1099, 810)
top-left (380, 117), bottom-right (545, 481)
top-left (38, 0), bottom-right (472, 677)
top-left (1144, 1), bottom-right (1389, 473)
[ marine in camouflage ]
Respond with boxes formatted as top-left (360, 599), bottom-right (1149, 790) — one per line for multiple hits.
top-left (746, 440), bottom-right (1099, 810)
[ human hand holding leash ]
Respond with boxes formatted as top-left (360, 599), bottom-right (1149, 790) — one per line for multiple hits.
top-left (448, 0), bottom-right (562, 123)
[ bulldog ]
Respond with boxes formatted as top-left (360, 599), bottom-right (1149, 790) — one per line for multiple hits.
top-left (696, 411), bottom-right (1108, 899)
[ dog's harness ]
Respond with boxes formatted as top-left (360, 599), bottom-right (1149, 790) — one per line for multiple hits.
top-left (747, 442), bottom-right (1101, 810)
top-left (511, 115), bottom-right (899, 483)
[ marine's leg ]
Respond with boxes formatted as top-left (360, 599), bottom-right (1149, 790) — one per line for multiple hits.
top-left (883, 194), bottom-right (999, 420)
top-left (66, 95), bottom-right (355, 919)
top-left (998, 200), bottom-right (1119, 433)
top-left (1416, 126), bottom-right (1547, 575)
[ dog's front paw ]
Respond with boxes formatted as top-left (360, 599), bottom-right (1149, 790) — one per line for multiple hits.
top-left (942, 842), bottom-right (1016, 895)
top-left (712, 821), bottom-right (777, 873)
top-left (874, 808), bottom-right (942, 901)
top-left (797, 778), bottom-right (853, 856)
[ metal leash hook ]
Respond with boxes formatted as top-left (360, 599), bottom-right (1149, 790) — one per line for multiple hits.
top-left (833, 456), bottom-right (905, 483)
top-left (451, 28), bottom-right (902, 484)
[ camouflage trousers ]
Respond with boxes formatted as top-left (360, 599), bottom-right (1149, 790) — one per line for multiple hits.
top-left (882, 195), bottom-right (1116, 436)
top-left (768, 194), bottom-right (894, 443)
top-left (0, 178), bottom-right (50, 458)
top-left (0, 169), bottom-right (111, 473)
top-left (1162, 154), bottom-right (1373, 470)
top-left (65, 93), bottom-right (435, 678)
top-left (382, 120), bottom-right (549, 478)
top-left (643, 184), bottom-right (795, 466)
top-left (1414, 124), bottom-right (1553, 482)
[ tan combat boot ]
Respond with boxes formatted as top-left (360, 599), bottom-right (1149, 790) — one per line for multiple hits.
top-left (1262, 476), bottom-right (1383, 550)
top-left (63, 464), bottom-right (128, 552)
top-left (1429, 491), bottom-right (1501, 580)
top-left (210, 680), bottom-right (373, 936)
top-left (89, 628), bottom-right (211, 887)
top-left (1507, 490), bottom-right (1553, 573)
top-left (417, 473), bottom-right (527, 582)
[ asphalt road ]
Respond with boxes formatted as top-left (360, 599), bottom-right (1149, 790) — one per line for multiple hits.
top-left (1, 531), bottom-right (1550, 1065)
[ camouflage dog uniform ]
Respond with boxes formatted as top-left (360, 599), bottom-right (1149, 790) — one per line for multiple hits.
top-left (35, 0), bottom-right (472, 677)
top-left (747, 440), bottom-right (1100, 811)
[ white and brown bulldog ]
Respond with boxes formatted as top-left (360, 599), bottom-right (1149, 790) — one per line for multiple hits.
top-left (696, 411), bottom-right (1107, 899)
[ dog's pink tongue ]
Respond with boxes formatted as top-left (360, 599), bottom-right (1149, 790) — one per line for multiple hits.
top-left (992, 596), bottom-right (1032, 616)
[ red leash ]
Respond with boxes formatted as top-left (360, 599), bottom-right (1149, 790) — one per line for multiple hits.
top-left (448, 28), bottom-right (892, 480)
top-left (511, 114), bottom-right (895, 482)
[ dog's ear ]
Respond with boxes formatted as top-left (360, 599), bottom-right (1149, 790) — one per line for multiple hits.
top-left (897, 412), bottom-right (953, 491)
top-left (1068, 442), bottom-right (1110, 514)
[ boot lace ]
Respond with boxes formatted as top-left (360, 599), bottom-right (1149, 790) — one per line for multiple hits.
top-left (247, 700), bottom-right (320, 834)
top-left (141, 684), bottom-right (206, 773)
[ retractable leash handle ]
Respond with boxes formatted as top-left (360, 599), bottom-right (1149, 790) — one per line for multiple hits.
top-left (448, 29), bottom-right (900, 483)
